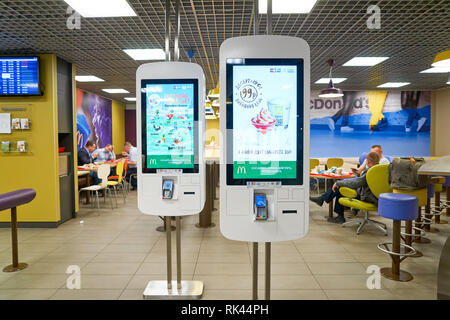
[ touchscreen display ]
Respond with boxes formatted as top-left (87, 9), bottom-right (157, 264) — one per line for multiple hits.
top-left (143, 82), bottom-right (195, 169)
top-left (230, 60), bottom-right (301, 180)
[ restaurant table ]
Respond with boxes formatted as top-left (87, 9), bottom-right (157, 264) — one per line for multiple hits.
top-left (77, 161), bottom-right (119, 204)
top-left (418, 155), bottom-right (450, 217)
top-left (310, 172), bottom-right (355, 220)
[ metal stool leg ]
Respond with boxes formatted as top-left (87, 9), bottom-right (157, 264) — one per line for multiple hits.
top-left (413, 207), bottom-right (431, 244)
top-left (3, 207), bottom-right (28, 272)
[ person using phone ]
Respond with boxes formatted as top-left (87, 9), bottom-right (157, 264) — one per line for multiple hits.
top-left (353, 144), bottom-right (389, 176)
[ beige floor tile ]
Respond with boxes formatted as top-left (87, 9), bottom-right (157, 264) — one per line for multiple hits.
top-left (269, 289), bottom-right (328, 300)
top-left (0, 274), bottom-right (67, 289)
top-left (101, 244), bottom-right (152, 254)
top-left (301, 252), bottom-right (357, 263)
top-left (389, 288), bottom-right (437, 300)
top-left (40, 251), bottom-right (98, 263)
top-left (50, 289), bottom-right (122, 300)
top-left (0, 289), bottom-right (57, 300)
top-left (77, 274), bottom-right (132, 289)
top-left (53, 243), bottom-right (107, 254)
top-left (324, 289), bottom-right (396, 300)
top-left (145, 251), bottom-right (199, 263)
top-left (193, 275), bottom-right (252, 290)
top-left (91, 252), bottom-right (147, 263)
top-left (20, 262), bottom-right (88, 274)
top-left (260, 275), bottom-right (321, 290)
top-left (195, 263), bottom-right (251, 275)
top-left (201, 289), bottom-right (252, 300)
top-left (314, 275), bottom-right (372, 290)
top-left (136, 262), bottom-right (196, 275)
top-left (119, 289), bottom-right (145, 300)
top-left (307, 262), bottom-right (366, 275)
top-left (257, 263), bottom-right (311, 275)
top-left (126, 274), bottom-right (174, 290)
top-left (81, 262), bottom-right (141, 275)
top-left (295, 243), bottom-right (348, 253)
top-left (197, 252), bottom-right (250, 264)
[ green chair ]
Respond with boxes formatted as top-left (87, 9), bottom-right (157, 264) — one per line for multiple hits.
top-left (338, 164), bottom-right (391, 235)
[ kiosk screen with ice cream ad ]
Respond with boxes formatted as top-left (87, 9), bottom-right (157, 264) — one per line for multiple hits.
top-left (141, 79), bottom-right (199, 173)
top-left (226, 58), bottom-right (304, 185)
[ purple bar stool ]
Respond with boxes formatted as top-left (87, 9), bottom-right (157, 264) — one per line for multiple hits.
top-left (377, 193), bottom-right (418, 282)
top-left (0, 189), bottom-right (36, 272)
top-left (444, 176), bottom-right (450, 217)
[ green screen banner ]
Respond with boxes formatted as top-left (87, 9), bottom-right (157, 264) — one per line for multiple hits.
top-left (147, 155), bottom-right (194, 168)
top-left (233, 161), bottom-right (296, 179)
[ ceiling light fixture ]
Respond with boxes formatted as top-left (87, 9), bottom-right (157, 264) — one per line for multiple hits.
top-left (75, 75), bottom-right (105, 82)
top-left (102, 89), bottom-right (129, 94)
top-left (377, 82), bottom-right (410, 88)
top-left (123, 49), bottom-right (165, 61)
top-left (125, 97), bottom-right (136, 101)
top-left (64, 0), bottom-right (137, 18)
top-left (420, 66), bottom-right (450, 73)
top-left (258, 0), bottom-right (317, 14)
top-left (318, 59), bottom-right (344, 99)
top-left (432, 50), bottom-right (450, 68)
top-left (315, 78), bottom-right (347, 84)
top-left (343, 57), bottom-right (389, 67)
top-left (447, 76), bottom-right (450, 85)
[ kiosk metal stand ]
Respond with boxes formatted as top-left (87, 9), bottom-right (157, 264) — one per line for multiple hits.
top-left (144, 216), bottom-right (203, 299)
top-left (251, 242), bottom-right (272, 300)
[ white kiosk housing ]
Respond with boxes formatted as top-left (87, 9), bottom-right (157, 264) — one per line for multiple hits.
top-left (219, 35), bottom-right (310, 242)
top-left (137, 61), bottom-right (206, 216)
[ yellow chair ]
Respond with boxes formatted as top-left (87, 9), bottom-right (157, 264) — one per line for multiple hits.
top-left (107, 160), bottom-right (126, 207)
top-left (310, 159), bottom-right (320, 194)
top-left (325, 158), bottom-right (344, 190)
top-left (338, 164), bottom-right (391, 235)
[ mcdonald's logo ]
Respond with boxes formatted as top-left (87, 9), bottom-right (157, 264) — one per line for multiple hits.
top-left (149, 159), bottom-right (157, 165)
top-left (237, 166), bottom-right (246, 174)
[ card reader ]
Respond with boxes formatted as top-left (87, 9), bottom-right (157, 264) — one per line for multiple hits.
top-left (162, 179), bottom-right (174, 199)
top-left (254, 194), bottom-right (268, 220)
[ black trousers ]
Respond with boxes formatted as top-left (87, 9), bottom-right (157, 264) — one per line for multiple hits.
top-left (126, 167), bottom-right (137, 188)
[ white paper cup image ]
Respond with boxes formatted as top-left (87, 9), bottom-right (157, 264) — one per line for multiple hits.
top-left (267, 98), bottom-right (291, 129)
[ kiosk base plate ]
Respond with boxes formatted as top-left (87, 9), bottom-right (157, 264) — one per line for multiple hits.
top-left (143, 280), bottom-right (203, 299)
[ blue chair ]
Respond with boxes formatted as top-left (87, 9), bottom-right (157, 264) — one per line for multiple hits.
top-left (377, 193), bottom-right (418, 282)
top-left (358, 153), bottom-right (368, 166)
top-left (384, 155), bottom-right (394, 163)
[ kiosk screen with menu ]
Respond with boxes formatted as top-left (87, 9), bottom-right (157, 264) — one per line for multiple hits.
top-left (226, 58), bottom-right (304, 185)
top-left (0, 57), bottom-right (40, 96)
top-left (141, 79), bottom-right (198, 173)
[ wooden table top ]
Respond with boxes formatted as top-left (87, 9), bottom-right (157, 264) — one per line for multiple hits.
top-left (77, 161), bottom-right (119, 172)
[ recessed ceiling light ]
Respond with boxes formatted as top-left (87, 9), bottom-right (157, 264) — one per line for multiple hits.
top-left (315, 78), bottom-right (347, 84)
top-left (75, 75), bottom-right (105, 82)
top-left (377, 82), bottom-right (410, 88)
top-left (125, 97), bottom-right (136, 101)
top-left (64, 0), bottom-right (137, 18)
top-left (123, 49), bottom-right (165, 61)
top-left (343, 57), bottom-right (389, 67)
top-left (258, 0), bottom-right (317, 13)
top-left (420, 66), bottom-right (450, 73)
top-left (102, 89), bottom-right (129, 94)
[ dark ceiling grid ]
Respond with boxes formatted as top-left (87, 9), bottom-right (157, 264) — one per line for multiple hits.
top-left (0, 0), bottom-right (448, 99)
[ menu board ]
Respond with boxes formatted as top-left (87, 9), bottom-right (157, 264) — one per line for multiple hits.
top-left (228, 59), bottom-right (302, 181)
top-left (0, 57), bottom-right (40, 95)
top-left (144, 82), bottom-right (195, 169)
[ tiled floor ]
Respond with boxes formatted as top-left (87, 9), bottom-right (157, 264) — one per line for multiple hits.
top-left (0, 188), bottom-right (448, 300)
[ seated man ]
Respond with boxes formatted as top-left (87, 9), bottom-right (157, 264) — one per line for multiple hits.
top-left (352, 144), bottom-right (389, 176)
top-left (310, 151), bottom-right (380, 224)
top-left (94, 144), bottom-right (116, 163)
top-left (122, 142), bottom-right (138, 190)
top-left (77, 140), bottom-right (98, 165)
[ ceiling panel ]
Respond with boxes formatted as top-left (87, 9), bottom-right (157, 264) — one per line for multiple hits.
top-left (0, 0), bottom-right (448, 102)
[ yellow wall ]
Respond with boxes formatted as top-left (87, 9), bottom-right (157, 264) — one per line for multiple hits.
top-left (112, 100), bottom-right (125, 151)
top-left (206, 118), bottom-right (220, 145)
top-left (431, 87), bottom-right (450, 156)
top-left (0, 54), bottom-right (61, 223)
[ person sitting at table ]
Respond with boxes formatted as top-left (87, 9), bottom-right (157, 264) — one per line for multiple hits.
top-left (94, 144), bottom-right (116, 163)
top-left (122, 142), bottom-right (138, 190)
top-left (78, 140), bottom-right (98, 165)
top-left (352, 144), bottom-right (389, 176)
top-left (309, 151), bottom-right (380, 224)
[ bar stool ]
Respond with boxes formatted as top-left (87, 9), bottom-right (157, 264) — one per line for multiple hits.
top-left (432, 177), bottom-right (447, 224)
top-left (377, 193), bottom-right (418, 282)
top-left (444, 176), bottom-right (450, 217)
top-left (393, 188), bottom-right (430, 245)
top-left (424, 184), bottom-right (439, 233)
top-left (0, 189), bottom-right (36, 272)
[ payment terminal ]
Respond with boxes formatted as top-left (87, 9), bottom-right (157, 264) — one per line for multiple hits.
top-left (254, 193), bottom-right (268, 220)
top-left (162, 179), bottom-right (174, 199)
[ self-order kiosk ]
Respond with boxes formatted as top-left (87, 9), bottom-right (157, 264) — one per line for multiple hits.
top-left (137, 61), bottom-right (206, 216)
top-left (219, 35), bottom-right (310, 242)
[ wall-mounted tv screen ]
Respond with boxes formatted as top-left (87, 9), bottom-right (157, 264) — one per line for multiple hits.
top-left (0, 57), bottom-right (41, 96)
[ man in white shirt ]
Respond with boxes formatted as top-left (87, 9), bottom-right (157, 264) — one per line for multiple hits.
top-left (352, 144), bottom-right (390, 176)
top-left (94, 144), bottom-right (116, 163)
top-left (122, 142), bottom-right (138, 190)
